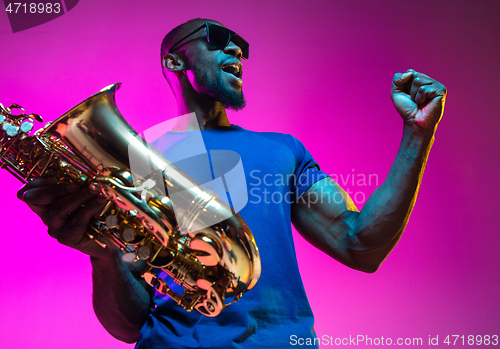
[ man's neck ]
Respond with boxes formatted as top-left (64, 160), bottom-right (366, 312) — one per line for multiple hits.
top-left (173, 94), bottom-right (231, 132)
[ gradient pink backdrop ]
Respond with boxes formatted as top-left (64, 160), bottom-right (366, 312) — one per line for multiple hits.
top-left (1, 0), bottom-right (498, 348)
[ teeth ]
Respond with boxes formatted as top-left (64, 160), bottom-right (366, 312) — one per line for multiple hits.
top-left (222, 63), bottom-right (241, 79)
top-left (222, 63), bottom-right (240, 73)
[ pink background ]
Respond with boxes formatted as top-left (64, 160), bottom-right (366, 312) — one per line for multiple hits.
top-left (1, 0), bottom-right (498, 347)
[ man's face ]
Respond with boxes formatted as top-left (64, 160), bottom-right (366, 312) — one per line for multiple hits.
top-left (180, 21), bottom-right (246, 110)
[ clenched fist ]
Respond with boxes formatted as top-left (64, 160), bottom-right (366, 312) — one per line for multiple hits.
top-left (391, 69), bottom-right (447, 132)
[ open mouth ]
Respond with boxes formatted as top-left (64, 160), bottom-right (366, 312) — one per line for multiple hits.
top-left (221, 63), bottom-right (242, 79)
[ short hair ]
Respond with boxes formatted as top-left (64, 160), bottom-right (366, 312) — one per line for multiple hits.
top-left (160, 18), bottom-right (203, 62)
top-left (160, 18), bottom-right (204, 86)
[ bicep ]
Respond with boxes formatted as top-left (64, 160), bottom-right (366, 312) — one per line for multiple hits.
top-left (291, 176), bottom-right (361, 268)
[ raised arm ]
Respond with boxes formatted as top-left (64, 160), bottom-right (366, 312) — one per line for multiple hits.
top-left (292, 69), bottom-right (446, 273)
top-left (18, 178), bottom-right (152, 343)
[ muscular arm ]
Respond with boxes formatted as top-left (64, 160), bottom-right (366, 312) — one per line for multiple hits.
top-left (19, 178), bottom-right (152, 343)
top-left (292, 123), bottom-right (433, 272)
top-left (292, 70), bottom-right (446, 272)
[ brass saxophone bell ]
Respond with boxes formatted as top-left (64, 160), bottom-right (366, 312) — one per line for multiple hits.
top-left (0, 83), bottom-right (261, 317)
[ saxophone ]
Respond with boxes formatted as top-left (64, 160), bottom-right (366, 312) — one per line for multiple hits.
top-left (0, 83), bottom-right (261, 317)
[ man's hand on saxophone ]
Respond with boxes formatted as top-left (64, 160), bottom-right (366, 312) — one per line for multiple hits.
top-left (17, 176), bottom-right (152, 343)
top-left (17, 176), bottom-right (114, 259)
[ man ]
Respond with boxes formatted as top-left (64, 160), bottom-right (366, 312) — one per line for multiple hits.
top-left (18, 18), bottom-right (446, 348)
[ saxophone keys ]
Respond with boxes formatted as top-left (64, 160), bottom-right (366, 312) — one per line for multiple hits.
top-left (196, 278), bottom-right (213, 291)
top-left (94, 239), bottom-right (107, 249)
top-left (5, 125), bottom-right (19, 137)
top-left (20, 121), bottom-right (33, 133)
top-left (142, 271), bottom-right (170, 295)
top-left (86, 232), bottom-right (107, 249)
top-left (122, 227), bottom-right (136, 242)
top-left (189, 236), bottom-right (221, 267)
top-left (138, 245), bottom-right (151, 260)
top-left (104, 214), bottom-right (118, 228)
top-left (95, 200), bottom-right (113, 222)
top-left (121, 252), bottom-right (139, 263)
top-left (89, 182), bottom-right (101, 193)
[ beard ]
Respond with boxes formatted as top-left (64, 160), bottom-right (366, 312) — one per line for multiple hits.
top-left (192, 64), bottom-right (246, 111)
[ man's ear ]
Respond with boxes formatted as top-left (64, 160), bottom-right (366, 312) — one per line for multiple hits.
top-left (163, 53), bottom-right (186, 72)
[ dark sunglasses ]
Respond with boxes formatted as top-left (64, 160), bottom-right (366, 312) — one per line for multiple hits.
top-left (168, 23), bottom-right (249, 59)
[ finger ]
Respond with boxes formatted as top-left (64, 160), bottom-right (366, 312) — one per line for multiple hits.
top-left (415, 84), bottom-right (427, 105)
top-left (21, 182), bottom-right (81, 209)
top-left (409, 77), bottom-right (434, 102)
top-left (68, 196), bottom-right (108, 232)
top-left (417, 84), bottom-right (447, 105)
top-left (414, 84), bottom-right (433, 105)
top-left (392, 70), bottom-right (414, 91)
top-left (17, 177), bottom-right (58, 200)
top-left (46, 185), bottom-right (102, 228)
top-left (50, 197), bottom-right (108, 251)
top-left (412, 82), bottom-right (435, 105)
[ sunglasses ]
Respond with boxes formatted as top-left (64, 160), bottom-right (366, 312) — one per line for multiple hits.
top-left (168, 23), bottom-right (249, 59)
